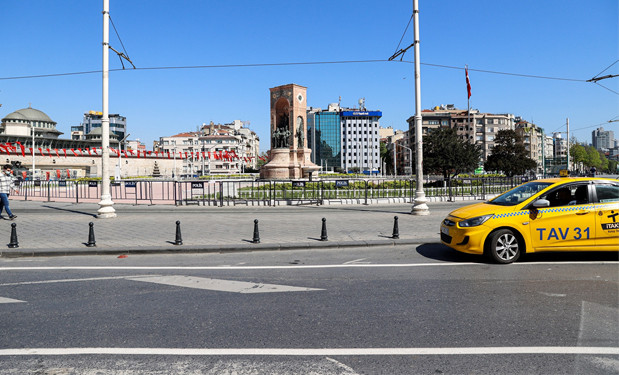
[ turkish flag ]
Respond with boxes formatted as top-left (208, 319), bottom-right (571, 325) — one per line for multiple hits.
top-left (465, 66), bottom-right (472, 99)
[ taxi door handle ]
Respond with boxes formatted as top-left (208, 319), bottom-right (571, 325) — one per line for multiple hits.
top-left (575, 210), bottom-right (590, 215)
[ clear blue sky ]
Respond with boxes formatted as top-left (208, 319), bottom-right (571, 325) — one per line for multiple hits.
top-left (1, 0), bottom-right (617, 152)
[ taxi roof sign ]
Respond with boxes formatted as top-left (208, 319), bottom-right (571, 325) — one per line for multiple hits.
top-left (559, 169), bottom-right (570, 177)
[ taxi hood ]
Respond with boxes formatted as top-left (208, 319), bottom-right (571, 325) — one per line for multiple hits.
top-left (447, 202), bottom-right (511, 220)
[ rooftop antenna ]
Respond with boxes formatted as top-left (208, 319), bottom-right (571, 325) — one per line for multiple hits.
top-left (358, 98), bottom-right (366, 110)
top-left (338, 96), bottom-right (341, 107)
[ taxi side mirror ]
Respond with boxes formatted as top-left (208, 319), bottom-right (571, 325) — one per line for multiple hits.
top-left (533, 199), bottom-right (550, 208)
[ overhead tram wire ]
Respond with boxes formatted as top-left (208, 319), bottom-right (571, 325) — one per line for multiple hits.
top-left (0, 59), bottom-right (587, 82)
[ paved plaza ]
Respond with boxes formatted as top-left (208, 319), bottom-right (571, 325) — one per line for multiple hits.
top-left (0, 199), bottom-right (476, 257)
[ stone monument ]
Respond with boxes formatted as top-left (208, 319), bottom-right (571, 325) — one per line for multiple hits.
top-left (260, 83), bottom-right (319, 179)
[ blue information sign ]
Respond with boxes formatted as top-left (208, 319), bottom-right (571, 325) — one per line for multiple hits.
top-left (191, 182), bottom-right (204, 189)
top-left (335, 180), bottom-right (349, 187)
top-left (124, 182), bottom-right (137, 188)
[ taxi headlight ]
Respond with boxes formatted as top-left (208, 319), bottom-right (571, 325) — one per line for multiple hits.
top-left (459, 214), bottom-right (493, 227)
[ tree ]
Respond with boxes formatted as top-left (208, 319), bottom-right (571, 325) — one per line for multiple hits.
top-left (422, 127), bottom-right (482, 180)
top-left (380, 141), bottom-right (393, 175)
top-left (584, 146), bottom-right (602, 168)
top-left (484, 130), bottom-right (537, 176)
top-left (570, 143), bottom-right (587, 165)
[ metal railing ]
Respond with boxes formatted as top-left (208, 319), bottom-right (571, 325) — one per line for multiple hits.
top-left (13, 176), bottom-right (528, 206)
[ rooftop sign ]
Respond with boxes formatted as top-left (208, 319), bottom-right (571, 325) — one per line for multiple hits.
top-left (341, 111), bottom-right (382, 117)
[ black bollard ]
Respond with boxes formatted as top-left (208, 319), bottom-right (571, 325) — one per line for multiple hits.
top-left (252, 219), bottom-right (260, 244)
top-left (174, 220), bottom-right (183, 245)
top-left (86, 222), bottom-right (96, 247)
top-left (392, 216), bottom-right (400, 239)
top-left (320, 217), bottom-right (328, 241)
top-left (8, 223), bottom-right (18, 248)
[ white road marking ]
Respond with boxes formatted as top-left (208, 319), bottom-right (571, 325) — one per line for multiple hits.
top-left (326, 357), bottom-right (358, 373)
top-left (128, 275), bottom-right (323, 293)
top-left (0, 261), bottom-right (616, 271)
top-left (343, 258), bottom-right (370, 264)
top-left (0, 275), bottom-right (156, 287)
top-left (0, 347), bottom-right (617, 356)
top-left (0, 296), bottom-right (25, 303)
top-left (539, 292), bottom-right (567, 297)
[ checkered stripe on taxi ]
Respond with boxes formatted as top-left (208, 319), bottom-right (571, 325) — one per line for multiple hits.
top-left (492, 205), bottom-right (596, 219)
top-left (539, 205), bottom-right (595, 213)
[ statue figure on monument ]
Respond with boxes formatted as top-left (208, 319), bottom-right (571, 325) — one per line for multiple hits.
top-left (297, 122), bottom-right (304, 148)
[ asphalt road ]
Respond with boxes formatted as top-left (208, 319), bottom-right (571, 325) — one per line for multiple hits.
top-left (0, 245), bottom-right (617, 374)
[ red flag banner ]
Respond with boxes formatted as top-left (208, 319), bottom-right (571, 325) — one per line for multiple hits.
top-left (66, 169), bottom-right (71, 178)
top-left (16, 142), bottom-right (25, 157)
top-left (465, 66), bottom-right (472, 99)
top-left (56, 170), bottom-right (61, 179)
top-left (63, 149), bottom-right (67, 158)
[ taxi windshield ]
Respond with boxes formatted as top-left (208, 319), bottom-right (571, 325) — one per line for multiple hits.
top-left (488, 181), bottom-right (553, 206)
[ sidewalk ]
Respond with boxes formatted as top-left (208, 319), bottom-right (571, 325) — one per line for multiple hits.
top-left (0, 199), bottom-right (475, 257)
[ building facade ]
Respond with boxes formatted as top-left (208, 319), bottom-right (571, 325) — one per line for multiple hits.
top-left (71, 111), bottom-right (127, 146)
top-left (157, 120), bottom-right (259, 176)
top-left (515, 119), bottom-right (545, 174)
top-left (592, 127), bottom-right (615, 150)
top-left (307, 103), bottom-right (382, 172)
top-left (307, 104), bottom-right (341, 169)
top-left (408, 104), bottom-right (516, 165)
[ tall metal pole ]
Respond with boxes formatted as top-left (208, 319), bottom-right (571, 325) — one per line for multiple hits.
top-left (393, 141), bottom-right (397, 176)
top-left (566, 118), bottom-right (570, 173)
top-left (411, 0), bottom-right (429, 215)
top-left (31, 125), bottom-right (35, 179)
top-left (97, 0), bottom-right (116, 218)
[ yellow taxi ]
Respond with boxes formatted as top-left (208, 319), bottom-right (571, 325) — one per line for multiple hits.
top-left (440, 177), bottom-right (619, 263)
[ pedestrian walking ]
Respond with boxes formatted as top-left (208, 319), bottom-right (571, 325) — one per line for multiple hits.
top-left (0, 164), bottom-right (18, 220)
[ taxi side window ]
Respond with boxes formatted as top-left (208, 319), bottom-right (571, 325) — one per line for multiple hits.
top-left (542, 184), bottom-right (589, 207)
top-left (543, 188), bottom-right (572, 207)
top-left (595, 184), bottom-right (619, 203)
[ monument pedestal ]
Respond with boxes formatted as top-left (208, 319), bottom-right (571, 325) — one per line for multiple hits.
top-left (260, 148), bottom-right (319, 180)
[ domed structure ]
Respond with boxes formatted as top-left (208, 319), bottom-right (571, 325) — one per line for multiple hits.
top-left (2, 107), bottom-right (56, 125)
top-left (1, 106), bottom-right (62, 138)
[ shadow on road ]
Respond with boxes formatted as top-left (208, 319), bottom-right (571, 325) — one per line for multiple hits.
top-left (42, 205), bottom-right (97, 217)
top-left (416, 243), bottom-right (487, 263)
top-left (417, 242), bottom-right (619, 264)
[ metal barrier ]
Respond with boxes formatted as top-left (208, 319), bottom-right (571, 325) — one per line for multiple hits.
top-left (14, 176), bottom-right (528, 206)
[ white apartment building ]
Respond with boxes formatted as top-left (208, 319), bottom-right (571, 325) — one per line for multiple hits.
top-left (340, 108), bottom-right (382, 172)
top-left (408, 105), bottom-right (515, 163)
top-left (157, 120), bottom-right (259, 176)
top-left (515, 119), bottom-right (545, 174)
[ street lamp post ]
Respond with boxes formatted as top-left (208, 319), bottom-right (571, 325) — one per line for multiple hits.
top-left (116, 133), bottom-right (130, 181)
top-left (411, 0), bottom-right (429, 215)
top-left (97, 0), bottom-right (116, 219)
top-left (172, 144), bottom-right (177, 180)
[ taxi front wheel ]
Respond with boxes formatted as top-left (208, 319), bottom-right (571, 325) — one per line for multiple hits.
top-left (487, 229), bottom-right (521, 264)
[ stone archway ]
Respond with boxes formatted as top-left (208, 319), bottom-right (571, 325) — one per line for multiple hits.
top-left (274, 98), bottom-right (290, 148)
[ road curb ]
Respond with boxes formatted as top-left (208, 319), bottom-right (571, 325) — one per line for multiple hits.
top-left (0, 238), bottom-right (435, 258)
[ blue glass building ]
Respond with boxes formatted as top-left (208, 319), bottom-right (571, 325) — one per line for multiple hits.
top-left (307, 108), bottom-right (341, 169)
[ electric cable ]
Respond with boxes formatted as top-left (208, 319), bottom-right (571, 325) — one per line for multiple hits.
top-left (0, 59), bottom-right (587, 82)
